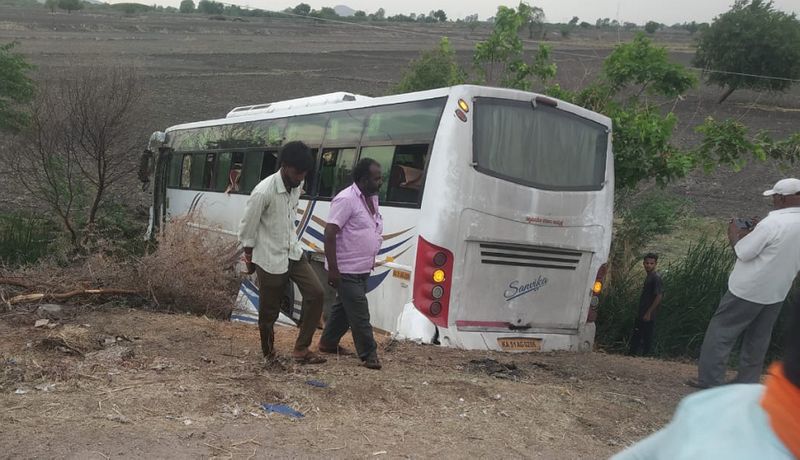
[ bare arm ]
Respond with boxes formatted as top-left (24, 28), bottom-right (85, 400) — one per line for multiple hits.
top-left (324, 223), bottom-right (341, 288)
top-left (643, 294), bottom-right (663, 321)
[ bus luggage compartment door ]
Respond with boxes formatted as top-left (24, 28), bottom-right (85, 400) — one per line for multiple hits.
top-left (456, 240), bottom-right (593, 334)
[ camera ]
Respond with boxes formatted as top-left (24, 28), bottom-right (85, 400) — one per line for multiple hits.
top-left (734, 218), bottom-right (755, 230)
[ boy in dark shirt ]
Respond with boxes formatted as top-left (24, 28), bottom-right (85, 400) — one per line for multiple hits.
top-left (629, 253), bottom-right (664, 356)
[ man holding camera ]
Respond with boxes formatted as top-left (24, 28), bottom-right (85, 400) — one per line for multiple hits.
top-left (690, 178), bottom-right (800, 389)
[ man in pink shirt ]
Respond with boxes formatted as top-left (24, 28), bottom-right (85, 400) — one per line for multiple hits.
top-left (318, 158), bottom-right (384, 370)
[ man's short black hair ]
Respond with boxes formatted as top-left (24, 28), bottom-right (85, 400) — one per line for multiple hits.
top-left (353, 157), bottom-right (380, 183)
top-left (644, 253), bottom-right (658, 261)
top-left (279, 141), bottom-right (314, 172)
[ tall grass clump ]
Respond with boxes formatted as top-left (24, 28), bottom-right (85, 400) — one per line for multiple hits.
top-left (598, 238), bottom-right (793, 360)
top-left (597, 239), bottom-right (733, 357)
top-left (0, 212), bottom-right (56, 266)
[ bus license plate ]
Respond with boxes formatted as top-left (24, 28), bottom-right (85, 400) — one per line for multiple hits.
top-left (497, 337), bottom-right (542, 352)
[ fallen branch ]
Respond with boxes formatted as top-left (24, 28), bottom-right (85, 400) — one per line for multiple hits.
top-left (0, 277), bottom-right (35, 289)
top-left (9, 288), bottom-right (142, 305)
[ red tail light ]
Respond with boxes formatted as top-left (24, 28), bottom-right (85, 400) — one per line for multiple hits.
top-left (587, 263), bottom-right (608, 323)
top-left (413, 236), bottom-right (454, 328)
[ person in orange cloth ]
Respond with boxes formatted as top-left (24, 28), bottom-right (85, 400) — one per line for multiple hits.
top-left (612, 302), bottom-right (800, 460)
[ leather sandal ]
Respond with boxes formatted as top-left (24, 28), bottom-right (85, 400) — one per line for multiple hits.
top-left (293, 352), bottom-right (327, 365)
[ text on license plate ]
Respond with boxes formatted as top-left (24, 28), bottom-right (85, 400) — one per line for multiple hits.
top-left (497, 337), bottom-right (542, 352)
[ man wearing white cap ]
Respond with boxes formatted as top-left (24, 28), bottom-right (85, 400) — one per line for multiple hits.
top-left (690, 178), bottom-right (800, 388)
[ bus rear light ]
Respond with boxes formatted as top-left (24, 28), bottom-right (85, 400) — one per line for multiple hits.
top-left (455, 109), bottom-right (468, 122)
top-left (587, 263), bottom-right (608, 323)
top-left (457, 99), bottom-right (470, 112)
top-left (413, 236), bottom-right (454, 328)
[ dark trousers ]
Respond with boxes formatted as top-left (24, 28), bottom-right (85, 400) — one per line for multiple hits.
top-left (697, 291), bottom-right (782, 387)
top-left (255, 257), bottom-right (324, 357)
top-left (629, 319), bottom-right (655, 356)
top-left (320, 273), bottom-right (377, 360)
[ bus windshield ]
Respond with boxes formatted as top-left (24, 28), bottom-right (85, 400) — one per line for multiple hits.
top-left (473, 97), bottom-right (609, 191)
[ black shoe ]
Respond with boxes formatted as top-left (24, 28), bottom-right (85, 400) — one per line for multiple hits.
top-left (684, 378), bottom-right (709, 389)
top-left (363, 353), bottom-right (382, 370)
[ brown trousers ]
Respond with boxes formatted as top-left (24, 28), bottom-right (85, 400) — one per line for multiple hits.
top-left (255, 257), bottom-right (324, 357)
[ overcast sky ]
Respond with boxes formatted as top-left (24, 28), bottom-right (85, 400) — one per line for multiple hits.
top-left (220, 0), bottom-right (799, 24)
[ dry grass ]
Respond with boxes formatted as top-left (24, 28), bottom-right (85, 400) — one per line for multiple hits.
top-left (135, 215), bottom-right (240, 317)
top-left (2, 214), bottom-right (240, 318)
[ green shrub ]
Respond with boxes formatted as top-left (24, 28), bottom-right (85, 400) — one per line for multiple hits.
top-left (0, 212), bottom-right (56, 266)
top-left (598, 238), bottom-right (791, 361)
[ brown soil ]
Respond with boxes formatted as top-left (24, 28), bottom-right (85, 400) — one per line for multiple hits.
top-left (2, 305), bottom-right (700, 459)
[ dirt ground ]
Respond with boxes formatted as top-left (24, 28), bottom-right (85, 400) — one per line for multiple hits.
top-left (1, 7), bottom-right (799, 217)
top-left (1, 304), bottom-right (701, 459)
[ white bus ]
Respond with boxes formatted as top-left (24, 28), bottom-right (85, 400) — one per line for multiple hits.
top-left (145, 85), bottom-right (613, 352)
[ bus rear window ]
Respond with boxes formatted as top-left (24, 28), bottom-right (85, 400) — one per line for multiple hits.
top-left (473, 98), bottom-right (608, 190)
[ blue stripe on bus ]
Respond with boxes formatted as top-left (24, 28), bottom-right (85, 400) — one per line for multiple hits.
top-left (367, 270), bottom-right (391, 293)
top-left (297, 200), bottom-right (317, 239)
top-left (241, 279), bottom-right (260, 309)
top-left (378, 237), bottom-right (413, 255)
top-left (305, 225), bottom-right (325, 243)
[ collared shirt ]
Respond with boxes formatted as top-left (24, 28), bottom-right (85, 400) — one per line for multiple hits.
top-left (729, 207), bottom-right (800, 304)
top-left (612, 384), bottom-right (792, 460)
top-left (326, 183), bottom-right (383, 275)
top-left (237, 172), bottom-right (303, 275)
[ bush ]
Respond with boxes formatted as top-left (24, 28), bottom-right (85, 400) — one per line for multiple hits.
top-left (0, 212), bottom-right (57, 266)
top-left (597, 239), bottom-right (734, 357)
top-left (598, 238), bottom-right (792, 361)
top-left (135, 215), bottom-right (239, 317)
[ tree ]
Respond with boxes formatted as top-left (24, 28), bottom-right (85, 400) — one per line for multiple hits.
top-left (0, 42), bottom-right (35, 133)
top-left (58, 0), bottom-right (83, 14)
top-left (197, 0), bottom-right (223, 14)
top-left (694, 0), bottom-right (800, 103)
top-left (369, 8), bottom-right (385, 21)
top-left (5, 67), bottom-right (145, 250)
top-left (393, 38), bottom-right (465, 93)
top-left (179, 0), bottom-right (194, 13)
top-left (292, 3), bottom-right (310, 15)
top-left (473, 4), bottom-right (556, 90)
top-left (44, 0), bottom-right (58, 13)
top-left (644, 20), bottom-right (660, 33)
top-left (579, 21), bottom-right (591, 28)
top-left (353, 10), bottom-right (366, 20)
top-left (568, 16), bottom-right (579, 27)
top-left (433, 9), bottom-right (447, 22)
top-left (518, 2), bottom-right (545, 39)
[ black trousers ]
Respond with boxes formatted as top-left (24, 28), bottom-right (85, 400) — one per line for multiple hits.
top-left (629, 318), bottom-right (655, 356)
top-left (319, 273), bottom-right (377, 360)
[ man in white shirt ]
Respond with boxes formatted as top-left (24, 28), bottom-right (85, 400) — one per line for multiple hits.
top-left (691, 178), bottom-right (800, 388)
top-left (238, 141), bottom-right (326, 365)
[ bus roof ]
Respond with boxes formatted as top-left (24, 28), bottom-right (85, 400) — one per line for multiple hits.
top-left (163, 85), bottom-right (611, 134)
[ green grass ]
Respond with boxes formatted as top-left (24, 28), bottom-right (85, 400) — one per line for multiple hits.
top-left (0, 212), bottom-right (56, 266)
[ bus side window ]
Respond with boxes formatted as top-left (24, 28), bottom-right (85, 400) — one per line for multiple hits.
top-left (180, 154), bottom-right (192, 188)
top-left (240, 151), bottom-right (262, 193)
top-left (387, 144), bottom-right (428, 204)
top-left (202, 153), bottom-right (216, 190)
top-left (189, 153), bottom-right (206, 189)
top-left (318, 148), bottom-right (357, 198)
top-left (215, 152), bottom-right (232, 192)
top-left (167, 153), bottom-right (182, 187)
top-left (360, 144), bottom-right (428, 205)
top-left (260, 150), bottom-right (278, 179)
